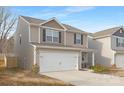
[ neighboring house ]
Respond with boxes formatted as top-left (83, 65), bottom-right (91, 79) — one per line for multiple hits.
top-left (89, 26), bottom-right (124, 68)
top-left (14, 16), bottom-right (94, 72)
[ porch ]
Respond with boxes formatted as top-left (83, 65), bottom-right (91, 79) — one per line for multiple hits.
top-left (79, 49), bottom-right (95, 70)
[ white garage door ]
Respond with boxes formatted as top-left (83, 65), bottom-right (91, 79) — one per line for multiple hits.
top-left (115, 54), bottom-right (124, 68)
top-left (39, 50), bottom-right (79, 72)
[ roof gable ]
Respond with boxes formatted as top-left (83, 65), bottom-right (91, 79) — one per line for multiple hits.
top-left (93, 27), bottom-right (121, 38)
top-left (40, 18), bottom-right (67, 30)
top-left (113, 28), bottom-right (124, 37)
top-left (20, 16), bottom-right (86, 33)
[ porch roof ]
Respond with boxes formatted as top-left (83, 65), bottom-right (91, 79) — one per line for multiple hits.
top-left (30, 43), bottom-right (94, 52)
top-left (115, 51), bottom-right (124, 54)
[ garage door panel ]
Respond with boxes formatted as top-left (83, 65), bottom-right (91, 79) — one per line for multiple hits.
top-left (60, 56), bottom-right (78, 70)
top-left (41, 56), bottom-right (61, 67)
top-left (116, 54), bottom-right (124, 68)
top-left (39, 50), bottom-right (79, 72)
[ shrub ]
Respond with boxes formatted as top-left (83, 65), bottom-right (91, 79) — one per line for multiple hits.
top-left (90, 64), bottom-right (109, 73)
top-left (31, 64), bottom-right (39, 74)
top-left (111, 64), bottom-right (116, 69)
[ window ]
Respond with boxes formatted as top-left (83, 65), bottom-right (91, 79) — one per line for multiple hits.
top-left (116, 37), bottom-right (124, 47)
top-left (46, 30), bottom-right (52, 42)
top-left (46, 29), bottom-right (59, 43)
top-left (75, 34), bottom-right (81, 44)
top-left (53, 31), bottom-right (59, 42)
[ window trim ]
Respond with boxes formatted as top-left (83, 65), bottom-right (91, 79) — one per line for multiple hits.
top-left (45, 29), bottom-right (59, 43)
top-left (115, 36), bottom-right (124, 47)
top-left (75, 33), bottom-right (82, 45)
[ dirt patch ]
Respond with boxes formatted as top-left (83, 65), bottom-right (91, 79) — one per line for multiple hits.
top-left (0, 68), bottom-right (71, 86)
top-left (109, 70), bottom-right (124, 77)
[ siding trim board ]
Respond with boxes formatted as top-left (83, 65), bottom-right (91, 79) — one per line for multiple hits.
top-left (29, 25), bottom-right (31, 42)
top-left (41, 26), bottom-right (65, 31)
top-left (39, 27), bottom-right (40, 43)
top-left (20, 16), bottom-right (30, 24)
top-left (64, 31), bottom-right (66, 46)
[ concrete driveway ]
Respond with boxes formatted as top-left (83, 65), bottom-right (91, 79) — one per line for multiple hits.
top-left (42, 70), bottom-right (124, 86)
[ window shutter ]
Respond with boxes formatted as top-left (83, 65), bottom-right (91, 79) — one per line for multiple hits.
top-left (74, 33), bottom-right (76, 44)
top-left (19, 37), bottom-right (21, 45)
top-left (43, 28), bottom-right (46, 42)
top-left (19, 34), bottom-right (21, 45)
top-left (116, 38), bottom-right (118, 47)
top-left (81, 34), bottom-right (83, 45)
top-left (59, 32), bottom-right (61, 43)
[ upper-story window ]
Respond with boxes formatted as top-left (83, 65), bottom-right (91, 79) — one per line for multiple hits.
top-left (45, 29), bottom-right (60, 43)
top-left (74, 33), bottom-right (83, 45)
top-left (76, 34), bottom-right (81, 44)
top-left (116, 37), bottom-right (124, 47)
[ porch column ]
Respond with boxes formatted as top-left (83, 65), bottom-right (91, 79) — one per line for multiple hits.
top-left (34, 46), bottom-right (36, 65)
top-left (92, 52), bottom-right (95, 66)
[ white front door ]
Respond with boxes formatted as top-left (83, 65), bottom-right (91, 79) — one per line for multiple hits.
top-left (39, 50), bottom-right (79, 72)
top-left (115, 54), bottom-right (124, 68)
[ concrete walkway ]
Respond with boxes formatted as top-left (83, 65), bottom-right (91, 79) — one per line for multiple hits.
top-left (42, 70), bottom-right (124, 86)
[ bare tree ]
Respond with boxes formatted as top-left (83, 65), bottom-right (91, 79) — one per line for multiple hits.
top-left (0, 7), bottom-right (16, 53)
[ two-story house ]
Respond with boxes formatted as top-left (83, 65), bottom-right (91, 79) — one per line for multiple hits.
top-left (14, 16), bottom-right (94, 73)
top-left (89, 27), bottom-right (124, 68)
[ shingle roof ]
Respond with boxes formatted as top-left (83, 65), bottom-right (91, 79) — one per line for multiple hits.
top-left (21, 16), bottom-right (45, 24)
top-left (63, 24), bottom-right (83, 32)
top-left (20, 15), bottom-right (86, 33)
top-left (93, 27), bottom-right (121, 37)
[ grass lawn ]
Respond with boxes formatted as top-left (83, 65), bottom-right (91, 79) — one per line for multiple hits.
top-left (0, 68), bottom-right (71, 86)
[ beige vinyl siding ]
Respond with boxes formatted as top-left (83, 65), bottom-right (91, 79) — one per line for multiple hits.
top-left (14, 17), bottom-right (34, 69)
top-left (30, 25), bottom-right (39, 42)
top-left (26, 45), bottom-right (34, 69)
top-left (66, 31), bottom-right (88, 48)
top-left (93, 37), bottom-right (115, 67)
top-left (40, 27), bottom-right (43, 42)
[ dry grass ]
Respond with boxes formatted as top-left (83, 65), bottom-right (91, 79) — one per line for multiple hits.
top-left (109, 69), bottom-right (124, 77)
top-left (0, 68), bottom-right (71, 86)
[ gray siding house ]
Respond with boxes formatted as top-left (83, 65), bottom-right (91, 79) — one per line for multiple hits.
top-left (89, 27), bottom-right (124, 68)
top-left (14, 16), bottom-right (94, 72)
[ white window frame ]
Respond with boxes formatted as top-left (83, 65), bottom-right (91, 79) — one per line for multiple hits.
top-left (116, 36), bottom-right (124, 47)
top-left (46, 29), bottom-right (59, 43)
top-left (76, 34), bottom-right (81, 44)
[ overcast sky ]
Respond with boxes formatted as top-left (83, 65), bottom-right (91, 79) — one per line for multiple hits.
top-left (11, 6), bottom-right (124, 33)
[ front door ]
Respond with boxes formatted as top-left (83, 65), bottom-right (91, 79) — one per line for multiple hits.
top-left (81, 52), bottom-right (88, 68)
